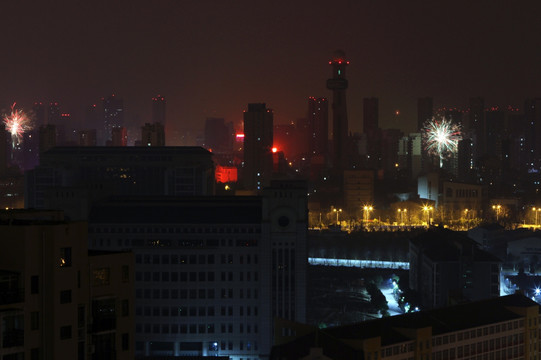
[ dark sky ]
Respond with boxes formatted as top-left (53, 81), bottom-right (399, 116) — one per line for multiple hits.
top-left (2, 0), bottom-right (541, 142)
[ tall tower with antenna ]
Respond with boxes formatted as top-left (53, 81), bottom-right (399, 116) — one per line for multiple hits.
top-left (326, 50), bottom-right (349, 171)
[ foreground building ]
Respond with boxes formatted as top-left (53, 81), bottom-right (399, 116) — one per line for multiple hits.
top-left (0, 209), bottom-right (134, 360)
top-left (87, 180), bottom-right (308, 359)
top-left (271, 293), bottom-right (540, 360)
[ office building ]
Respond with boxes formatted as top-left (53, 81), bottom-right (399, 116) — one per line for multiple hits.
top-left (204, 118), bottom-right (233, 154)
top-left (343, 169), bottom-right (374, 216)
top-left (417, 97), bottom-right (433, 131)
top-left (271, 294), bottom-right (539, 360)
top-left (141, 123), bottom-right (165, 147)
top-left (111, 126), bottom-right (128, 147)
top-left (326, 50), bottom-right (349, 171)
top-left (25, 146), bottom-right (215, 214)
top-left (152, 95), bottom-right (166, 125)
top-left (307, 97), bottom-right (328, 157)
top-left (0, 209), bottom-right (134, 360)
top-left (409, 229), bottom-right (501, 309)
top-left (87, 179), bottom-right (308, 359)
top-left (79, 130), bottom-right (97, 147)
top-left (242, 103), bottom-right (273, 190)
top-left (102, 95), bottom-right (124, 145)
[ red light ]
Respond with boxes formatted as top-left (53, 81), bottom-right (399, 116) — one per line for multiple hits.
top-left (272, 147), bottom-right (277, 153)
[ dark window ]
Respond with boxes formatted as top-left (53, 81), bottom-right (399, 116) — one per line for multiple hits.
top-left (60, 325), bottom-right (72, 340)
top-left (31, 275), bottom-right (39, 294)
top-left (122, 300), bottom-right (129, 316)
top-left (31, 312), bottom-right (39, 330)
top-left (122, 333), bottom-right (129, 351)
top-left (60, 290), bottom-right (72, 304)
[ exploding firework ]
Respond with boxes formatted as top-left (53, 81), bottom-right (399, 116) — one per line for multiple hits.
top-left (423, 116), bottom-right (462, 168)
top-left (3, 103), bottom-right (32, 148)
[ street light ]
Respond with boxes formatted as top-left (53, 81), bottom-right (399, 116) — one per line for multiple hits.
top-left (397, 208), bottom-right (407, 225)
top-left (423, 205), bottom-right (433, 227)
top-left (533, 207), bottom-right (541, 226)
top-left (363, 205), bottom-right (373, 223)
top-left (333, 208), bottom-right (342, 224)
top-left (492, 204), bottom-right (501, 221)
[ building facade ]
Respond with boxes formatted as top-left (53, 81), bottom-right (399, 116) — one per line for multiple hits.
top-left (87, 180), bottom-right (308, 359)
top-left (271, 294), bottom-right (540, 360)
top-left (0, 209), bottom-right (134, 360)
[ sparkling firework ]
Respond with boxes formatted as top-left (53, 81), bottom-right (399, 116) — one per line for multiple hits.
top-left (423, 116), bottom-right (462, 168)
top-left (3, 103), bottom-right (32, 148)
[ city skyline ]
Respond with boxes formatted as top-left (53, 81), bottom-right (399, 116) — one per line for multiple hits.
top-left (1, 1), bottom-right (541, 140)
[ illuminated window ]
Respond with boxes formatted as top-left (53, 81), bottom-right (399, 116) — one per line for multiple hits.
top-left (93, 268), bottom-right (110, 286)
top-left (60, 247), bottom-right (72, 267)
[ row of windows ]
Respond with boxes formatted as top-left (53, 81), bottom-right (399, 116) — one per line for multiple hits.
top-left (135, 305), bottom-right (259, 318)
top-left (135, 254), bottom-right (259, 265)
top-left (135, 271), bottom-right (259, 282)
top-left (135, 287), bottom-right (259, 300)
top-left (91, 226), bottom-right (261, 234)
top-left (135, 322), bottom-right (259, 335)
top-left (135, 340), bottom-right (258, 353)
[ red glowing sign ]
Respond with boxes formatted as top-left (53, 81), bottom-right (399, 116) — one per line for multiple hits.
top-left (235, 133), bottom-right (245, 142)
top-left (215, 165), bottom-right (238, 183)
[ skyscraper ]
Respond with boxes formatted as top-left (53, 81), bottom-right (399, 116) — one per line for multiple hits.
top-left (307, 97), bottom-right (328, 157)
top-left (326, 50), bottom-right (349, 170)
top-left (102, 94), bottom-right (124, 145)
top-left (141, 123), bottom-right (165, 146)
top-left (417, 97), bottom-right (433, 131)
top-left (152, 95), bottom-right (166, 125)
top-left (363, 97), bottom-right (379, 135)
top-left (243, 103), bottom-right (273, 190)
top-left (469, 97), bottom-right (486, 158)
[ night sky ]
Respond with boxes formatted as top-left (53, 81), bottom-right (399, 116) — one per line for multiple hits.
top-left (2, 0), bottom-right (541, 142)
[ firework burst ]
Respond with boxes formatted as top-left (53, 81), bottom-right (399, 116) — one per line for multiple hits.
top-left (423, 116), bottom-right (462, 168)
top-left (3, 103), bottom-right (32, 148)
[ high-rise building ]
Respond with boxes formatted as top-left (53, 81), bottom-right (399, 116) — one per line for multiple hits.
top-left (38, 124), bottom-right (56, 154)
top-left (111, 126), bottom-right (128, 146)
top-left (326, 50), bottom-right (349, 170)
top-left (417, 97), bottom-right (433, 131)
top-left (363, 97), bottom-right (379, 135)
top-left (47, 102), bottom-right (61, 125)
top-left (102, 95), bottom-right (124, 145)
top-left (152, 95), bottom-right (166, 125)
top-left (243, 103), bottom-right (273, 190)
top-left (79, 130), bottom-right (97, 146)
top-left (524, 98), bottom-right (541, 165)
top-left (204, 118), bottom-right (233, 154)
top-left (32, 102), bottom-right (46, 126)
top-left (469, 97), bottom-right (486, 158)
top-left (141, 123), bottom-right (165, 147)
top-left (307, 97), bottom-right (328, 157)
